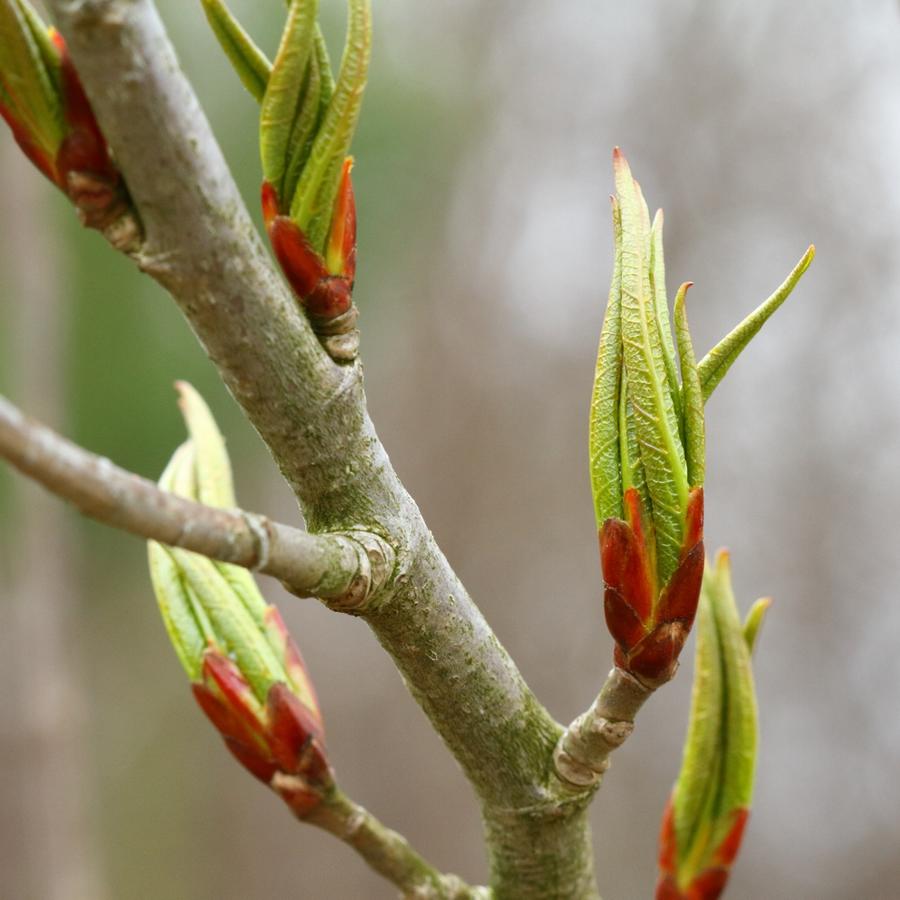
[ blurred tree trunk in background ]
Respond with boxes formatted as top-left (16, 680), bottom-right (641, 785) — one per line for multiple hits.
top-left (0, 142), bottom-right (106, 900)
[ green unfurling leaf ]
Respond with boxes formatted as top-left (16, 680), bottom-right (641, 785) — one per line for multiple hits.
top-left (589, 197), bottom-right (623, 526)
top-left (153, 390), bottom-right (289, 688)
top-left (170, 548), bottom-right (286, 704)
top-left (650, 209), bottom-right (682, 421)
top-left (742, 596), bottom-right (772, 655)
top-left (672, 569), bottom-right (723, 868)
top-left (260, 0), bottom-right (319, 201)
top-left (698, 244), bottom-right (815, 402)
top-left (150, 442), bottom-right (210, 680)
top-left (148, 542), bottom-right (208, 681)
top-left (16, 0), bottom-right (60, 88)
top-left (158, 439), bottom-right (198, 499)
top-left (0, 0), bottom-right (64, 156)
top-left (670, 553), bottom-right (760, 883)
top-left (291, 0), bottom-right (371, 250)
top-left (172, 383), bottom-right (269, 629)
top-left (175, 381), bottom-right (235, 509)
top-left (674, 283), bottom-right (705, 487)
top-left (201, 0), bottom-right (272, 102)
top-left (313, 27), bottom-right (335, 114)
top-left (279, 41), bottom-right (326, 213)
top-left (614, 148), bottom-right (688, 582)
top-left (708, 554), bottom-right (758, 825)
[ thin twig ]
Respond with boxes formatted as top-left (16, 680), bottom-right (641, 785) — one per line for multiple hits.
top-left (304, 789), bottom-right (487, 900)
top-left (553, 667), bottom-right (653, 790)
top-left (0, 394), bottom-right (369, 600)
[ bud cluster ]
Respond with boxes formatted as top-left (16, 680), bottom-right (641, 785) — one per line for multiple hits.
top-left (0, 0), bottom-right (128, 231)
top-left (591, 150), bottom-right (813, 687)
top-left (590, 149), bottom-right (706, 687)
top-left (148, 384), bottom-right (331, 816)
top-left (656, 552), bottom-right (767, 899)
top-left (201, 0), bottom-right (371, 333)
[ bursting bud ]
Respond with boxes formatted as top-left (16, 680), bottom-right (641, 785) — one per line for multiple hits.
top-left (590, 149), bottom-right (814, 687)
top-left (148, 383), bottom-right (331, 817)
top-left (590, 149), bottom-right (706, 687)
top-left (656, 552), bottom-right (768, 900)
top-left (0, 0), bottom-right (129, 232)
top-left (201, 0), bottom-right (371, 331)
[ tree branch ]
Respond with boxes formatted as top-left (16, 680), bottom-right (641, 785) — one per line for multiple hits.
top-left (0, 394), bottom-right (381, 601)
top-left (40, 2), bottom-right (597, 895)
top-left (552, 667), bottom-right (653, 790)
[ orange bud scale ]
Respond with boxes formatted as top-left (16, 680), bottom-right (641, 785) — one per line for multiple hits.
top-left (656, 799), bottom-right (750, 900)
top-left (602, 487), bottom-right (704, 685)
top-left (191, 646), bottom-right (332, 816)
top-left (261, 178), bottom-right (356, 320)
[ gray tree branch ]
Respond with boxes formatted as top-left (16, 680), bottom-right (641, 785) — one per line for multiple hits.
top-left (0, 394), bottom-right (376, 600)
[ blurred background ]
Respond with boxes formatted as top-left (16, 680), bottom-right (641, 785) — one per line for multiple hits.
top-left (1, 1), bottom-right (898, 897)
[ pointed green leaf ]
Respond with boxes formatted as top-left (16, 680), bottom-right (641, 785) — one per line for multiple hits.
top-left (279, 40), bottom-right (326, 213)
top-left (201, 0), bottom-right (272, 102)
top-left (161, 455), bottom-right (269, 636)
top-left (152, 440), bottom-right (217, 678)
top-left (698, 245), bottom-right (815, 402)
top-left (16, 1), bottom-right (60, 92)
top-left (709, 553), bottom-right (758, 822)
top-left (0, 0), bottom-right (64, 156)
top-left (292, 0), bottom-right (371, 251)
top-left (158, 440), bottom-right (197, 499)
top-left (650, 209), bottom-right (682, 421)
top-left (153, 427), bottom-right (274, 694)
top-left (589, 197), bottom-right (623, 526)
top-left (221, 565), bottom-right (269, 628)
top-left (618, 369), bottom-right (651, 518)
top-left (633, 176), bottom-right (652, 252)
top-left (170, 548), bottom-right (286, 703)
top-left (671, 554), bottom-right (761, 885)
top-left (260, 0), bottom-right (318, 201)
top-left (674, 283), bottom-right (705, 487)
top-left (175, 381), bottom-right (235, 509)
top-left (170, 383), bottom-right (270, 628)
top-left (313, 26), bottom-right (335, 111)
top-left (614, 149), bottom-right (688, 582)
top-left (672, 569), bottom-right (724, 867)
top-left (148, 541), bottom-right (207, 680)
top-left (742, 596), bottom-right (771, 655)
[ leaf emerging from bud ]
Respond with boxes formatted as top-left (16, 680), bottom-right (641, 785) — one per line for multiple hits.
top-left (147, 385), bottom-right (331, 811)
top-left (591, 149), bottom-right (812, 685)
top-left (656, 552), bottom-right (763, 899)
top-left (591, 150), bottom-right (706, 685)
top-left (204, 0), bottom-right (369, 319)
top-left (698, 245), bottom-right (815, 402)
top-left (0, 1), bottom-right (131, 232)
top-left (200, 0), bottom-right (272, 103)
top-left (0, 0), bottom-right (65, 182)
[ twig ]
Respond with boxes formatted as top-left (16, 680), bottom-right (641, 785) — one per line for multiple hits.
top-left (0, 394), bottom-right (381, 601)
top-left (553, 667), bottom-right (653, 790)
top-left (303, 789), bottom-right (487, 900)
